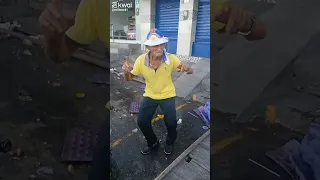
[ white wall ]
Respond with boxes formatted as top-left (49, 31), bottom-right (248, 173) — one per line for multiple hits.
top-left (177, 0), bottom-right (198, 56)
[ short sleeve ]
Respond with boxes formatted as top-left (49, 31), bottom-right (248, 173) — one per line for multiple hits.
top-left (170, 55), bottom-right (182, 72)
top-left (130, 56), bottom-right (142, 76)
top-left (66, 0), bottom-right (98, 45)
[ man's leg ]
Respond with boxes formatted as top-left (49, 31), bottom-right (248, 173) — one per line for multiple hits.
top-left (159, 97), bottom-right (177, 155)
top-left (137, 97), bottom-right (159, 155)
top-left (88, 118), bottom-right (110, 180)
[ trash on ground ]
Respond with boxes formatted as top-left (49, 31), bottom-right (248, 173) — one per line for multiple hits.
top-left (23, 39), bottom-right (32, 46)
top-left (23, 50), bottom-right (32, 56)
top-left (115, 90), bottom-right (120, 95)
top-left (202, 126), bottom-right (208, 130)
top-left (0, 21), bottom-right (21, 30)
top-left (0, 138), bottom-right (12, 153)
top-left (28, 174), bottom-right (36, 180)
top-left (265, 105), bottom-right (279, 124)
top-left (132, 128), bottom-right (138, 133)
top-left (133, 90), bottom-right (137, 93)
top-left (188, 112), bottom-right (198, 118)
top-left (75, 92), bottom-right (85, 99)
top-left (129, 101), bottom-right (140, 114)
top-left (61, 127), bottom-right (98, 162)
top-left (177, 118), bottom-right (182, 124)
top-left (87, 73), bottom-right (109, 85)
top-left (194, 101), bottom-right (210, 127)
top-left (248, 158), bottom-right (280, 177)
top-left (67, 164), bottom-right (76, 175)
top-left (52, 82), bottom-right (60, 87)
top-left (36, 166), bottom-right (54, 175)
top-left (266, 123), bottom-right (320, 180)
top-left (15, 148), bottom-right (23, 157)
top-left (139, 84), bottom-right (146, 89)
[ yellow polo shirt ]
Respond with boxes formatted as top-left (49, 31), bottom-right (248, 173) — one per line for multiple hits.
top-left (212, 0), bottom-right (228, 31)
top-left (66, 0), bottom-right (108, 47)
top-left (131, 54), bottom-right (181, 100)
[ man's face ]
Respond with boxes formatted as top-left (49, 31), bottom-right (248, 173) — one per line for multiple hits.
top-left (148, 44), bottom-right (165, 57)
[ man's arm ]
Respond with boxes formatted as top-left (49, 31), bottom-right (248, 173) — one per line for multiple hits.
top-left (40, 0), bottom-right (98, 63)
top-left (213, 1), bottom-right (267, 41)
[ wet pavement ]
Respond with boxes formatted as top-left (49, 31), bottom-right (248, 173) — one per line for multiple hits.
top-left (211, 111), bottom-right (304, 180)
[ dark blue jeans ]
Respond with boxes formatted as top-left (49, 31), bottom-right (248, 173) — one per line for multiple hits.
top-left (137, 97), bottom-right (177, 146)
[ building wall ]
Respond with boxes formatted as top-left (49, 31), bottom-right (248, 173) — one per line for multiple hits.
top-left (111, 0), bottom-right (206, 57)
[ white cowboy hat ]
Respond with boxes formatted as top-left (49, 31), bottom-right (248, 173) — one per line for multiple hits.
top-left (143, 28), bottom-right (169, 46)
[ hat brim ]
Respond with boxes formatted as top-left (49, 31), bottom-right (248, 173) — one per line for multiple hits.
top-left (143, 37), bottom-right (169, 46)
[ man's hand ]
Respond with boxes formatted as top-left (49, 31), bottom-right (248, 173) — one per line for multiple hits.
top-left (214, 2), bottom-right (267, 40)
top-left (39, 0), bottom-right (69, 36)
top-left (215, 2), bottom-right (253, 34)
top-left (177, 63), bottom-right (193, 74)
top-left (122, 56), bottom-right (133, 73)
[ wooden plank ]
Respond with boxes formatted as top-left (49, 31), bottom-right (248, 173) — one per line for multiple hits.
top-left (154, 130), bottom-right (210, 180)
top-left (190, 146), bottom-right (210, 171)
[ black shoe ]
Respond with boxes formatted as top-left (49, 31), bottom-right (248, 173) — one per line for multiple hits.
top-left (141, 140), bottom-right (159, 155)
top-left (164, 144), bottom-right (173, 155)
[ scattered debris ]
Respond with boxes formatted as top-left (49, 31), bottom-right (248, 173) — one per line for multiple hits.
top-left (0, 21), bottom-right (21, 30)
top-left (15, 148), bottom-right (23, 157)
top-left (35, 162), bottom-right (41, 167)
top-left (67, 164), bottom-right (76, 175)
top-left (36, 118), bottom-right (40, 122)
top-left (139, 84), bottom-right (146, 89)
top-left (75, 92), bottom-right (85, 99)
top-left (188, 112), bottom-right (198, 118)
top-left (23, 39), bottom-right (32, 46)
top-left (132, 128), bottom-right (138, 133)
top-left (52, 82), bottom-right (61, 87)
top-left (194, 101), bottom-right (210, 127)
top-left (115, 90), bottom-right (120, 95)
top-left (133, 90), bottom-right (137, 93)
top-left (177, 118), bottom-right (182, 124)
top-left (28, 174), bottom-right (36, 180)
top-left (18, 90), bottom-right (32, 102)
top-left (125, 87), bottom-right (129, 89)
top-left (23, 50), bottom-right (32, 56)
top-left (267, 123), bottom-right (320, 180)
top-left (248, 158), bottom-right (280, 177)
top-left (265, 105), bottom-right (279, 124)
top-left (129, 101), bottom-right (140, 114)
top-left (202, 126), bottom-right (209, 130)
top-left (36, 166), bottom-right (54, 176)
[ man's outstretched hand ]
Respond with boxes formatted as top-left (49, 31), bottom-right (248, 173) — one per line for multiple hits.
top-left (177, 63), bottom-right (193, 74)
top-left (39, 0), bottom-right (69, 36)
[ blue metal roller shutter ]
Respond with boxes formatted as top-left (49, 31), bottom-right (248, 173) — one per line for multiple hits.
top-left (192, 0), bottom-right (210, 58)
top-left (155, 0), bottom-right (180, 54)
